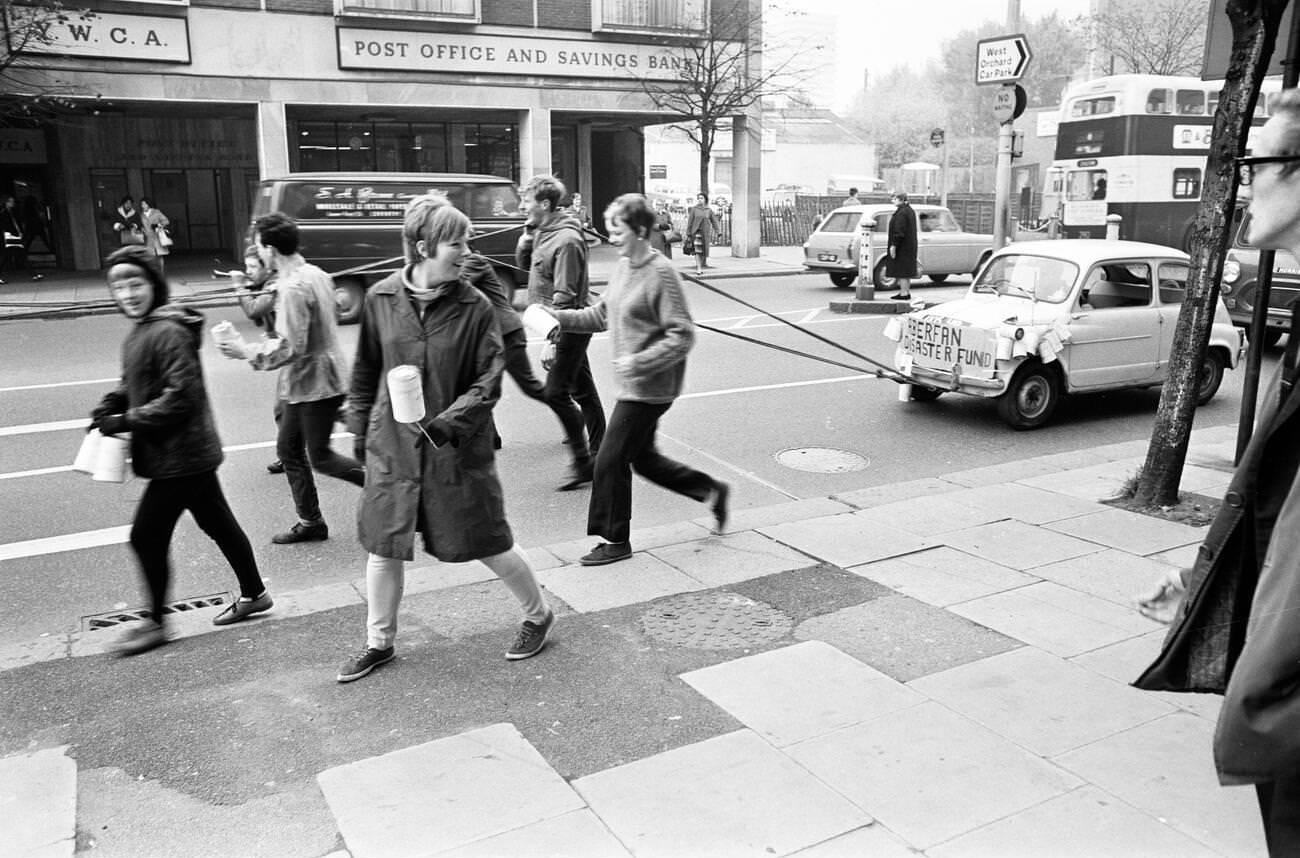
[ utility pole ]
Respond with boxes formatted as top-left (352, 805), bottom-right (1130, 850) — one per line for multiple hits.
top-left (991, 0), bottom-right (1024, 249)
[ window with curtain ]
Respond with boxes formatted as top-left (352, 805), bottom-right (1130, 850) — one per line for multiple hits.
top-left (336, 0), bottom-right (477, 21)
top-left (594, 0), bottom-right (706, 33)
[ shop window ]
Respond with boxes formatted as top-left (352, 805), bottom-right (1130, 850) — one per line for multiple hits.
top-left (336, 0), bottom-right (478, 22)
top-left (593, 0), bottom-right (706, 34)
top-left (1176, 89), bottom-right (1205, 115)
top-left (1173, 168), bottom-right (1201, 199)
top-left (463, 124), bottom-right (518, 181)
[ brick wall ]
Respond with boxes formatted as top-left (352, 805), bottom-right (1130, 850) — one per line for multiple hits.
top-left (483, 0), bottom-right (532, 26)
top-left (538, 0), bottom-right (589, 30)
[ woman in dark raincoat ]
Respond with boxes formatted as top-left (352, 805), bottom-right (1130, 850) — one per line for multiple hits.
top-left (885, 191), bottom-right (918, 300)
top-left (337, 192), bottom-right (554, 683)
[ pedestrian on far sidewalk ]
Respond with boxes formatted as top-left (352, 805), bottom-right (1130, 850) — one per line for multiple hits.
top-left (536, 192), bottom-right (728, 567)
top-left (139, 198), bottom-right (172, 273)
top-left (91, 246), bottom-right (272, 656)
top-left (218, 212), bottom-right (364, 545)
top-left (337, 192), bottom-right (554, 683)
top-left (685, 192), bottom-right (720, 276)
top-left (0, 195), bottom-right (43, 285)
top-left (1133, 86), bottom-right (1300, 855)
top-left (886, 190), bottom-right (918, 300)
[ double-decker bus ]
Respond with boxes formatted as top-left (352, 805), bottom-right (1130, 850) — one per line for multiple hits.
top-left (1045, 74), bottom-right (1282, 250)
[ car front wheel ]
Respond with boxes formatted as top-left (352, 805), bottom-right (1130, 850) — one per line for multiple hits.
top-left (829, 270), bottom-right (857, 288)
top-left (997, 363), bottom-right (1061, 429)
top-left (872, 259), bottom-right (894, 289)
top-left (334, 277), bottom-right (366, 325)
top-left (1196, 350), bottom-right (1227, 405)
top-left (928, 274), bottom-right (949, 283)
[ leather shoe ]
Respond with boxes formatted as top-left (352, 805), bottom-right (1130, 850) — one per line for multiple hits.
top-left (579, 542), bottom-right (633, 565)
top-left (266, 460), bottom-right (285, 474)
top-left (890, 292), bottom-right (912, 300)
top-left (212, 592), bottom-right (273, 626)
top-left (710, 481), bottom-right (730, 534)
top-left (557, 462), bottom-right (594, 491)
top-left (272, 521), bottom-right (329, 544)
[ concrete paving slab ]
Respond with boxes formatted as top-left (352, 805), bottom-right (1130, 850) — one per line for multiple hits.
top-left (940, 519), bottom-right (1102, 570)
top-left (401, 561), bottom-right (500, 596)
top-left (648, 531), bottom-right (814, 588)
top-left (1185, 439), bottom-right (1237, 470)
top-left (926, 784), bottom-right (1222, 858)
top-left (793, 595), bottom-right (1023, 682)
top-left (851, 546), bottom-right (1037, 607)
top-left (1070, 634), bottom-right (1223, 722)
top-left (787, 825), bottom-right (917, 858)
top-left (536, 553), bottom-right (704, 613)
top-left (679, 641), bottom-right (924, 747)
top-left (854, 493), bottom-right (1009, 535)
top-left (317, 723), bottom-right (584, 858)
top-left (0, 745), bottom-right (76, 858)
top-left (1178, 463), bottom-right (1234, 494)
top-left (942, 458), bottom-right (1063, 488)
top-left (730, 564), bottom-right (891, 621)
top-left (940, 483), bottom-right (1103, 525)
top-left (1031, 548), bottom-right (1182, 609)
top-left (1053, 713), bottom-right (1264, 857)
top-left (758, 511), bottom-right (934, 569)
top-left (700, 497), bottom-right (852, 534)
top-left (1090, 439), bottom-right (1152, 460)
top-left (1017, 459), bottom-right (1142, 501)
top-left (0, 634), bottom-right (69, 671)
top-left (949, 580), bottom-right (1155, 658)
top-left (399, 579), bottom-right (563, 642)
top-left (573, 729), bottom-right (871, 858)
top-left (830, 477), bottom-right (962, 510)
top-left (909, 647), bottom-right (1177, 757)
top-left (1148, 542), bottom-right (1200, 568)
top-left (432, 808), bottom-right (633, 858)
top-left (272, 581), bottom-right (365, 619)
top-left (1045, 507), bottom-right (1205, 555)
top-left (785, 701), bottom-right (1080, 849)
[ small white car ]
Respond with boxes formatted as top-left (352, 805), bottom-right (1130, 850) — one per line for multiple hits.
top-left (803, 203), bottom-right (995, 288)
top-left (885, 240), bottom-right (1246, 429)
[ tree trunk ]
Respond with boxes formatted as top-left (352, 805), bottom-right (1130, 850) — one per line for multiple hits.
top-left (1132, 0), bottom-right (1286, 507)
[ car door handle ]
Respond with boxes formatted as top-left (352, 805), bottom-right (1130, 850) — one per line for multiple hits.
top-left (1072, 313), bottom-right (1089, 319)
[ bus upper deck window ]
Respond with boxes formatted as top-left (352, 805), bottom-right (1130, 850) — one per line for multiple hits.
top-left (1146, 89), bottom-right (1172, 114)
top-left (1176, 90), bottom-right (1205, 115)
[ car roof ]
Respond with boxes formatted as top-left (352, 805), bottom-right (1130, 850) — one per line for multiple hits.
top-left (993, 239), bottom-right (1190, 265)
top-left (268, 172), bottom-right (514, 184)
top-left (826, 203), bottom-right (952, 216)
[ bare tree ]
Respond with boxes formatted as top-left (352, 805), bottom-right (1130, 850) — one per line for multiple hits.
top-left (0, 0), bottom-right (96, 125)
top-left (632, 0), bottom-right (823, 195)
top-left (1130, 0), bottom-right (1288, 508)
top-left (1081, 0), bottom-right (1212, 76)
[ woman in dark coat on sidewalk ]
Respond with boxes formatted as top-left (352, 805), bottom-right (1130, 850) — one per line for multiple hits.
top-left (337, 192), bottom-right (554, 683)
top-left (885, 191), bottom-right (918, 300)
top-left (91, 246), bottom-right (272, 656)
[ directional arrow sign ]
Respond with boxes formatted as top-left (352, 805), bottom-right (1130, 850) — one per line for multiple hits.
top-left (975, 34), bottom-right (1032, 85)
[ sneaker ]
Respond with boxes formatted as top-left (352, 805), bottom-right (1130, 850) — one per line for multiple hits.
top-left (336, 646), bottom-right (396, 682)
top-left (112, 620), bottom-right (167, 657)
top-left (710, 481), bottom-right (730, 535)
top-left (557, 461), bottom-right (594, 492)
top-left (506, 611), bottom-right (556, 660)
top-left (889, 293), bottom-right (912, 300)
top-left (272, 521), bottom-right (328, 544)
top-left (266, 460), bottom-right (285, 474)
top-left (579, 541), bottom-right (633, 566)
top-left (212, 592), bottom-right (273, 626)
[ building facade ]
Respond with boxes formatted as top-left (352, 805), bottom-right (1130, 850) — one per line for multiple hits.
top-left (1, 0), bottom-right (763, 270)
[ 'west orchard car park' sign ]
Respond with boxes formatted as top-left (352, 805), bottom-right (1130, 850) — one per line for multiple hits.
top-left (338, 28), bottom-right (689, 81)
top-left (974, 33), bottom-right (1031, 85)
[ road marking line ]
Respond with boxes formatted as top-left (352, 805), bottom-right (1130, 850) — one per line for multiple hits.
top-left (0, 377), bottom-right (119, 394)
top-left (0, 526), bottom-right (131, 562)
top-left (0, 419), bottom-right (87, 437)
top-left (658, 431), bottom-right (800, 501)
top-left (677, 375), bottom-right (875, 400)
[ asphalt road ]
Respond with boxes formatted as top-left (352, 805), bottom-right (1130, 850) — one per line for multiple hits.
top-left (0, 272), bottom-right (1271, 648)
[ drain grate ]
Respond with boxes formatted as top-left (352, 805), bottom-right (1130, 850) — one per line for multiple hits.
top-left (639, 591), bottom-right (793, 650)
top-left (81, 592), bottom-right (231, 632)
top-left (775, 447), bottom-right (870, 474)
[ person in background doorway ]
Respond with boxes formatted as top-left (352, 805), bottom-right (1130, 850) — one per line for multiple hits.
top-left (685, 193), bottom-right (720, 276)
top-left (569, 192), bottom-right (590, 229)
top-left (218, 213), bottom-right (364, 545)
top-left (338, 192), bottom-right (555, 683)
top-left (0, 195), bottom-right (42, 285)
top-left (536, 193), bottom-right (728, 567)
top-left (648, 200), bottom-right (676, 259)
top-left (91, 246), bottom-right (273, 656)
top-left (139, 198), bottom-right (172, 272)
top-left (112, 196), bottom-right (144, 247)
top-left (886, 191), bottom-right (918, 301)
top-left (843, 187), bottom-right (861, 206)
top-left (231, 244), bottom-right (285, 476)
top-left (1133, 86), bottom-right (1300, 855)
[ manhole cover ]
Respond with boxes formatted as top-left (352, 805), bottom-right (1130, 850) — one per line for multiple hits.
top-left (775, 447), bottom-right (869, 473)
top-left (639, 591), bottom-right (793, 649)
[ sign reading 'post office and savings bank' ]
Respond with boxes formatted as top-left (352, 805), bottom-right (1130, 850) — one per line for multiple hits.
top-left (338, 28), bottom-right (692, 81)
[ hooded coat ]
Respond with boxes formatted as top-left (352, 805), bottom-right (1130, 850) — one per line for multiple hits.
top-left (92, 306), bottom-right (224, 479)
top-left (525, 211), bottom-right (590, 309)
top-left (347, 270), bottom-right (512, 563)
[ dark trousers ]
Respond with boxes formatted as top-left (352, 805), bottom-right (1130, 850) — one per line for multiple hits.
top-left (587, 399), bottom-right (716, 544)
top-left (545, 332), bottom-right (606, 461)
top-left (503, 328), bottom-right (547, 401)
top-left (0, 243), bottom-right (27, 277)
top-left (130, 470), bottom-right (265, 622)
top-left (1258, 776), bottom-right (1300, 856)
top-left (279, 394), bottom-right (364, 523)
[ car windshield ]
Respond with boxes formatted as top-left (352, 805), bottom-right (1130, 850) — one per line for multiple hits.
top-left (972, 254), bottom-right (1078, 303)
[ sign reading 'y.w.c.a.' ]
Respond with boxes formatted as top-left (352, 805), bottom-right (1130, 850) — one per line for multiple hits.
top-left (5, 7), bottom-right (190, 63)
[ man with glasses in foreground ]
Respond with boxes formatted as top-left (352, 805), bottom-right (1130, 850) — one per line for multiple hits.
top-left (1135, 89), bottom-right (1300, 854)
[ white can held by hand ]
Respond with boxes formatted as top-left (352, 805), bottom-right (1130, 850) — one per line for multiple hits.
top-left (93, 433), bottom-right (131, 483)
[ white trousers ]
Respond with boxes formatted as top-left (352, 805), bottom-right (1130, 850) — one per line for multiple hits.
top-left (365, 545), bottom-right (549, 650)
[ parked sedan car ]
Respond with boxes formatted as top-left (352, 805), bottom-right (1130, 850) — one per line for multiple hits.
top-left (885, 240), bottom-right (1245, 429)
top-left (1221, 209), bottom-right (1300, 347)
top-left (802, 203), bottom-right (995, 288)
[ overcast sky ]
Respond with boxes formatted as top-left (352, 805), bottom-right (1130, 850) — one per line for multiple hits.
top-left (828, 1), bottom-right (1096, 109)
